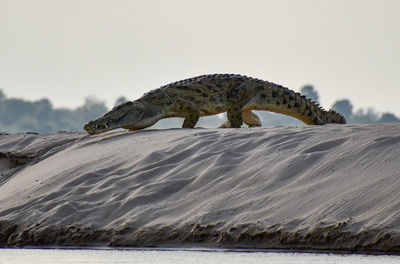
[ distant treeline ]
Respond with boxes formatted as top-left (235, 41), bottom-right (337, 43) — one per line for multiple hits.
top-left (0, 86), bottom-right (399, 134)
top-left (302, 85), bottom-right (400, 124)
top-left (0, 90), bottom-right (108, 133)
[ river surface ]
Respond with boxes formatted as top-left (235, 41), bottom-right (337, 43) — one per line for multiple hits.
top-left (0, 248), bottom-right (399, 264)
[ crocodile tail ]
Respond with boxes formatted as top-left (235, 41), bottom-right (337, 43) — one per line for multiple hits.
top-left (293, 97), bottom-right (347, 125)
top-left (325, 109), bottom-right (346, 124)
top-left (256, 82), bottom-right (346, 125)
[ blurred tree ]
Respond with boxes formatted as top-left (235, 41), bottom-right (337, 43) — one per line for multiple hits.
top-left (0, 89), bottom-right (5, 101)
top-left (300, 85), bottom-right (319, 103)
top-left (52, 108), bottom-right (78, 130)
top-left (331, 99), bottom-right (353, 121)
top-left (17, 116), bottom-right (39, 132)
top-left (33, 99), bottom-right (53, 123)
top-left (0, 98), bottom-right (33, 126)
top-left (114, 96), bottom-right (128, 107)
top-left (0, 91), bottom-right (111, 133)
top-left (379, 113), bottom-right (399, 123)
top-left (75, 96), bottom-right (108, 123)
top-left (350, 108), bottom-right (379, 124)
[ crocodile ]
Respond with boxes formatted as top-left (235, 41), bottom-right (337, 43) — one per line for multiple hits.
top-left (84, 74), bottom-right (346, 135)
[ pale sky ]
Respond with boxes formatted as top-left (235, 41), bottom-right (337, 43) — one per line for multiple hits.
top-left (1, 0), bottom-right (399, 115)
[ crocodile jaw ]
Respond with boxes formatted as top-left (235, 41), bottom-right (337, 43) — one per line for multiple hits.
top-left (84, 101), bottom-right (145, 135)
top-left (84, 101), bottom-right (163, 135)
top-left (84, 118), bottom-right (123, 135)
top-left (84, 110), bottom-right (136, 134)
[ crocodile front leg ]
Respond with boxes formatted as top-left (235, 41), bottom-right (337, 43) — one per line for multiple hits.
top-left (226, 102), bottom-right (243, 128)
top-left (174, 100), bottom-right (200, 128)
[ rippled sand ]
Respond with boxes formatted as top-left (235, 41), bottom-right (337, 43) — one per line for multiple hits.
top-left (1, 124), bottom-right (400, 253)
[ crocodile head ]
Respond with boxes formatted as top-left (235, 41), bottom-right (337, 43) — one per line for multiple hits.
top-left (84, 101), bottom-right (161, 135)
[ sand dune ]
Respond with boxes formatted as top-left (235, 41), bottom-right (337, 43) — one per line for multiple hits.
top-left (1, 124), bottom-right (400, 253)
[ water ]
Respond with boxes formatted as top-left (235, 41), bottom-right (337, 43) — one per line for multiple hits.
top-left (0, 248), bottom-right (399, 264)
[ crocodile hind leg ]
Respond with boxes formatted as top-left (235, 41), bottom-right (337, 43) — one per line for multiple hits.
top-left (220, 109), bottom-right (261, 128)
top-left (218, 121), bottom-right (231, 128)
top-left (242, 109), bottom-right (261, 127)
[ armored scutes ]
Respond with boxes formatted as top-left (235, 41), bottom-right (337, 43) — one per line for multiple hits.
top-left (84, 74), bottom-right (346, 135)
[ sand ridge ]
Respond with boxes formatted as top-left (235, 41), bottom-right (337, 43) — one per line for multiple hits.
top-left (0, 124), bottom-right (400, 253)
